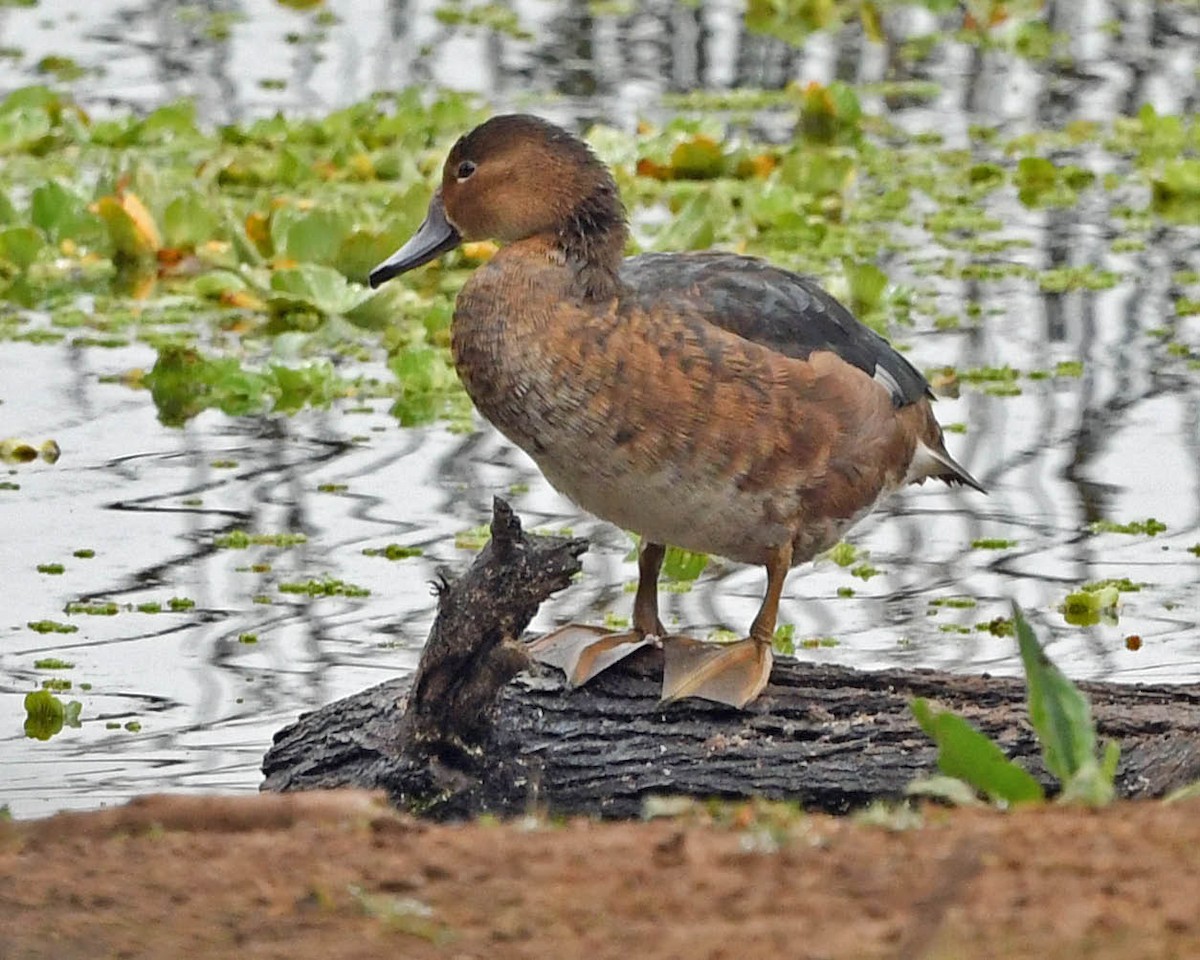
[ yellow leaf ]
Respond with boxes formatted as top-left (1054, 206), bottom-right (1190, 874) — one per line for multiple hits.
top-left (461, 241), bottom-right (498, 262)
top-left (91, 193), bottom-right (161, 259)
top-left (861, 2), bottom-right (884, 43)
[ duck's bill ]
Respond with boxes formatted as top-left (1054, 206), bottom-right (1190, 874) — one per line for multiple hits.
top-left (368, 190), bottom-right (462, 288)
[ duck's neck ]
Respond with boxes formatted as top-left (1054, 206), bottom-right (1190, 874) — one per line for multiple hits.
top-left (555, 180), bottom-right (628, 302)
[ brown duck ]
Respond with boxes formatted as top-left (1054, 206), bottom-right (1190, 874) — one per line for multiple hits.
top-left (370, 114), bottom-right (984, 708)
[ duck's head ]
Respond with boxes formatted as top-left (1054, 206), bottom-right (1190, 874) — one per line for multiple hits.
top-left (369, 114), bottom-right (626, 290)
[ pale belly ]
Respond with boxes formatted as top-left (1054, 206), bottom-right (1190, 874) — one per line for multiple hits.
top-left (532, 444), bottom-right (885, 568)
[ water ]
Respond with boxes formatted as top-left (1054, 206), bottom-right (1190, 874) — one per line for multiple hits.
top-left (1, 0), bottom-right (1199, 818)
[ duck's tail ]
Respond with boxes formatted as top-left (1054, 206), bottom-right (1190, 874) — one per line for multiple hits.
top-left (906, 426), bottom-right (986, 494)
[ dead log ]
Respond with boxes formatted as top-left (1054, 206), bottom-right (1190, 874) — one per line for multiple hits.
top-left (262, 499), bottom-right (1200, 819)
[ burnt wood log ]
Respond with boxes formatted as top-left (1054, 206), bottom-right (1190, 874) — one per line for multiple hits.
top-left (262, 499), bottom-right (1200, 819)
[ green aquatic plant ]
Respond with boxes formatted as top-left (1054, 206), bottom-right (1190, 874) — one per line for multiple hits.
top-left (362, 544), bottom-right (423, 560)
top-left (1061, 578), bottom-right (1142, 627)
top-left (215, 529), bottom-right (308, 549)
top-left (33, 657), bottom-right (74, 668)
top-left (278, 577), bottom-right (369, 598)
top-left (910, 605), bottom-right (1119, 807)
top-left (23, 689), bottom-right (82, 741)
top-left (1088, 517), bottom-right (1167, 536)
top-left (28, 622), bottom-right (78, 635)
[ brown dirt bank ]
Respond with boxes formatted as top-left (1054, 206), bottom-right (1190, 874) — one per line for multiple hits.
top-left (1, 790), bottom-right (1197, 960)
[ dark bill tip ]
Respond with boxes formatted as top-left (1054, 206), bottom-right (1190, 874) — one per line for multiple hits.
top-left (368, 191), bottom-right (462, 288)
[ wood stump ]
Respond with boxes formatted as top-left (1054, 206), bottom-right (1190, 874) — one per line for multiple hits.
top-left (262, 499), bottom-right (1200, 818)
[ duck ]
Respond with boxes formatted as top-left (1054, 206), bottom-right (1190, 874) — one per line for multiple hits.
top-left (369, 114), bottom-right (984, 709)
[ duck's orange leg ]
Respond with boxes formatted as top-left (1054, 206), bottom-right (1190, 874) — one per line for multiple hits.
top-left (527, 541), bottom-right (665, 686)
top-left (660, 541), bottom-right (792, 709)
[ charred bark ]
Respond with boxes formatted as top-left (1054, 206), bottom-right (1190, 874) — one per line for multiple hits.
top-left (262, 500), bottom-right (1200, 819)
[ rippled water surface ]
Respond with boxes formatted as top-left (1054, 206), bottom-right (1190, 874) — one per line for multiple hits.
top-left (2, 0), bottom-right (1199, 818)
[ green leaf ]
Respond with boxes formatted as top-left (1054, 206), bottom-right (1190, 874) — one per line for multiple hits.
top-left (388, 344), bottom-right (462, 426)
top-left (271, 206), bottom-right (352, 264)
top-left (0, 225), bottom-right (45, 269)
top-left (911, 697), bottom-right (1045, 806)
top-left (63, 699), bottom-right (83, 728)
top-left (269, 263), bottom-right (372, 316)
top-left (844, 260), bottom-right (888, 314)
top-left (0, 104), bottom-right (52, 152)
top-left (163, 191), bottom-right (220, 249)
top-left (662, 546), bottom-right (709, 581)
top-left (24, 689), bottom-right (65, 740)
top-left (1015, 604), bottom-right (1099, 784)
top-left (0, 188), bottom-right (17, 224)
top-left (1014, 604), bottom-right (1118, 806)
top-left (30, 180), bottom-right (100, 243)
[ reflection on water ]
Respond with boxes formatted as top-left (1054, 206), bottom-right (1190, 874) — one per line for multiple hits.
top-left (1, 0), bottom-right (1198, 817)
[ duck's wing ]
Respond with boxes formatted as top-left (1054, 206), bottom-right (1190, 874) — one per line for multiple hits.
top-left (620, 252), bottom-right (929, 408)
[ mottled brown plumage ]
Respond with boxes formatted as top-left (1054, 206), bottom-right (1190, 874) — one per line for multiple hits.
top-left (370, 114), bottom-right (983, 708)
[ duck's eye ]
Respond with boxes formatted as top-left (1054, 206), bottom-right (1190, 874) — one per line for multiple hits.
top-left (456, 160), bottom-right (477, 181)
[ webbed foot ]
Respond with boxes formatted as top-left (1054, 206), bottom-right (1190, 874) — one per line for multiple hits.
top-left (660, 636), bottom-right (773, 709)
top-left (527, 624), bottom-right (658, 688)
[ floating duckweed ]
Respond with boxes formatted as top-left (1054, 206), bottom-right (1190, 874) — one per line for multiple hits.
top-left (836, 586), bottom-right (855, 598)
top-left (824, 542), bottom-right (859, 567)
top-left (28, 622), bottom-right (78, 635)
top-left (215, 530), bottom-right (308, 549)
top-left (34, 657), bottom-right (75, 669)
top-left (930, 596), bottom-right (978, 609)
top-left (850, 562), bottom-right (879, 581)
top-left (1088, 518), bottom-right (1167, 536)
top-left (662, 546), bottom-right (708, 582)
top-left (65, 601), bottom-right (119, 616)
top-left (971, 538), bottom-right (1018, 550)
top-left (24, 690), bottom-right (82, 740)
top-left (36, 563), bottom-right (65, 574)
top-left (278, 577), bottom-right (369, 598)
top-left (41, 678), bottom-right (72, 691)
top-left (167, 597), bottom-right (196, 611)
top-left (773, 623), bottom-right (795, 655)
top-left (976, 617), bottom-right (1014, 637)
top-left (1038, 267), bottom-right (1120, 292)
top-left (125, 720), bottom-right (142, 733)
top-left (238, 633), bottom-right (258, 644)
top-left (1082, 578), bottom-right (1144, 593)
top-left (602, 612), bottom-right (630, 630)
top-left (799, 637), bottom-right (839, 649)
top-left (72, 548), bottom-right (95, 558)
top-left (958, 365), bottom-right (1019, 384)
top-left (363, 544), bottom-right (424, 560)
top-left (454, 525), bottom-right (491, 551)
top-left (1063, 583), bottom-right (1122, 627)
top-left (137, 602), bottom-right (162, 614)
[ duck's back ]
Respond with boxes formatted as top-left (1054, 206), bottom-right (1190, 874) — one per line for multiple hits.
top-left (452, 248), bottom-right (955, 565)
top-left (620, 252), bottom-right (930, 409)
